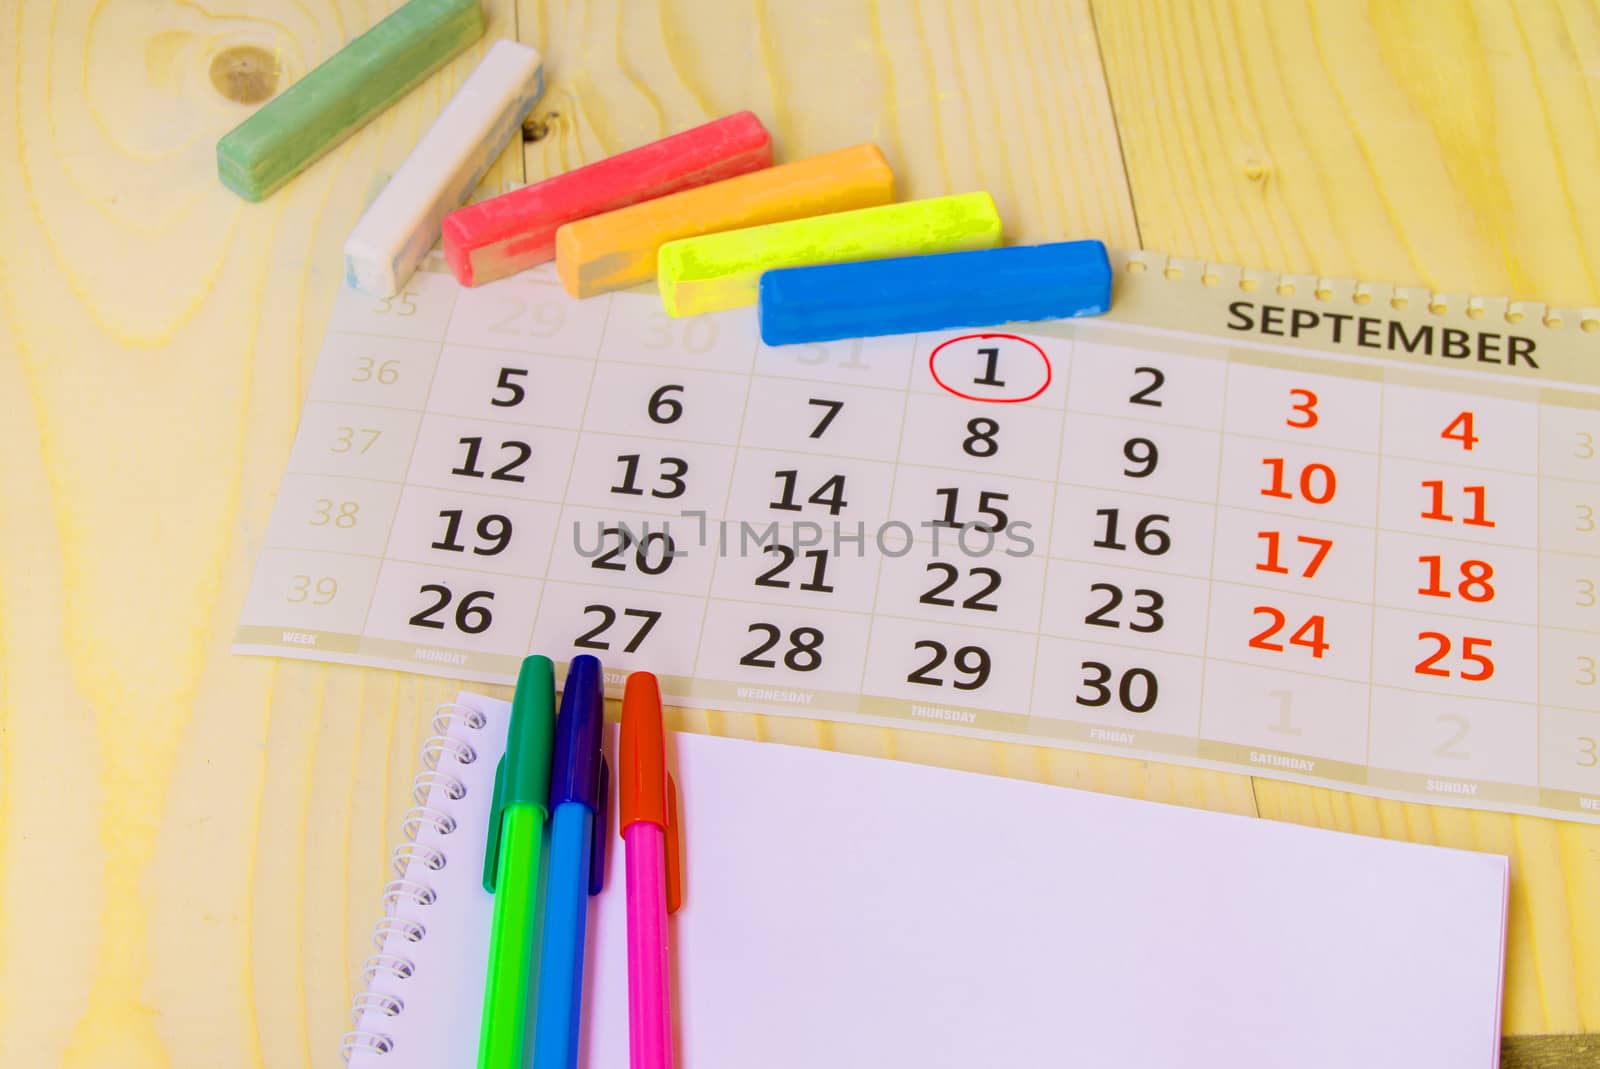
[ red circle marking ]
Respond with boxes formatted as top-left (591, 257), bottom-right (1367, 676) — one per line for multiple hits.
top-left (928, 333), bottom-right (1052, 404)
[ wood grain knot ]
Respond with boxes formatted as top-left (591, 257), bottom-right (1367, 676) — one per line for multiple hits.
top-left (209, 46), bottom-right (279, 104)
top-left (522, 111), bottom-right (560, 142)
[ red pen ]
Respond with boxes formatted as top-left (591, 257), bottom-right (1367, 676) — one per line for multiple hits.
top-left (619, 673), bottom-right (682, 1069)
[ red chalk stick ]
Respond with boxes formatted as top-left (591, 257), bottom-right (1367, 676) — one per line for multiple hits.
top-left (441, 111), bottom-right (773, 287)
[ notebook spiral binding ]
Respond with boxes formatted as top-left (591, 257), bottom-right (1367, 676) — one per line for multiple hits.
top-left (340, 702), bottom-right (487, 1062)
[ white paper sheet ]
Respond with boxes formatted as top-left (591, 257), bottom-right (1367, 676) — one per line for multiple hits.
top-left (352, 692), bottom-right (1508, 1068)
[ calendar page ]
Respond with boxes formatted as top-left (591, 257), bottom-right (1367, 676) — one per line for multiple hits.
top-left (236, 249), bottom-right (1600, 823)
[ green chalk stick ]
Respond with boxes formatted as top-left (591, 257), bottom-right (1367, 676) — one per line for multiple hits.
top-left (216, 0), bottom-right (486, 202)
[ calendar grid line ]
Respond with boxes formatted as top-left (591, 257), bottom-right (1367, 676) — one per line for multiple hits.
top-left (1535, 400), bottom-right (1546, 790)
top-left (1195, 359), bottom-right (1233, 744)
top-left (532, 293), bottom-right (618, 638)
top-left (303, 394), bottom-right (574, 425)
top-left (1363, 377), bottom-right (1388, 768)
top-left (1027, 339), bottom-right (1077, 723)
top-left (746, 372), bottom-right (910, 397)
top-left (1539, 700), bottom-right (1600, 716)
top-left (688, 325), bottom-right (764, 700)
top-left (354, 307), bottom-right (454, 640)
top-left (1367, 679), bottom-right (1542, 709)
top-left (1224, 429), bottom-right (1541, 478)
top-left (322, 328), bottom-right (455, 349)
top-left (276, 472), bottom-right (572, 508)
top-left (448, 337), bottom-right (603, 362)
top-left (855, 330), bottom-right (925, 704)
top-left (301, 391), bottom-right (426, 417)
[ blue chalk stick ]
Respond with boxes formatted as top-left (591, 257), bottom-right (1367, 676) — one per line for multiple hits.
top-left (758, 240), bottom-right (1113, 346)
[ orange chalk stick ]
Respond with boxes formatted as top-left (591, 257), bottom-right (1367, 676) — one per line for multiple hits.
top-left (555, 144), bottom-right (894, 298)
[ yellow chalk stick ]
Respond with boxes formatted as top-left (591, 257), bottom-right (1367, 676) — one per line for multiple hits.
top-left (557, 144), bottom-right (895, 298)
top-left (657, 192), bottom-right (1003, 317)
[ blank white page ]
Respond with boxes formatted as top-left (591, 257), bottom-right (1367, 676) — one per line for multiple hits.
top-left (579, 730), bottom-right (1507, 1069)
top-left (357, 694), bottom-right (1507, 1069)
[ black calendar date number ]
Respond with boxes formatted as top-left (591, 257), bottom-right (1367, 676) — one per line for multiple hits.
top-left (770, 471), bottom-right (848, 515)
top-left (1093, 509), bottom-right (1170, 555)
top-left (907, 640), bottom-right (991, 691)
top-left (612, 454), bottom-right (688, 499)
top-left (740, 624), bottom-right (824, 671)
top-left (755, 546), bottom-right (834, 592)
top-left (1077, 662), bottom-right (1158, 713)
top-left (574, 605), bottom-right (661, 652)
top-left (591, 526), bottom-right (677, 576)
top-left (919, 564), bottom-right (1000, 612)
top-left (431, 509), bottom-right (512, 556)
top-left (1084, 583), bottom-right (1165, 633)
top-left (453, 437), bottom-right (531, 482)
top-left (409, 585), bottom-right (494, 634)
top-left (933, 488), bottom-right (1009, 533)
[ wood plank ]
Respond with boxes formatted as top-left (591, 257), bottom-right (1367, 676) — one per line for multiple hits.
top-left (1094, 0), bottom-right (1600, 1038)
top-left (1092, 0), bottom-right (1600, 305)
top-left (0, 2), bottom-right (523, 1066)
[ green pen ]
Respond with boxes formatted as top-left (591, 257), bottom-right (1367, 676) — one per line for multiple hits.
top-left (478, 655), bottom-right (558, 1069)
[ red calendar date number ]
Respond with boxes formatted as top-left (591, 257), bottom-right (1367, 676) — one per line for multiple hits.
top-left (1420, 480), bottom-right (1494, 527)
top-left (1441, 410), bottom-right (1478, 451)
top-left (1416, 556), bottom-right (1495, 603)
top-left (1415, 633), bottom-right (1494, 681)
top-left (1248, 606), bottom-right (1329, 659)
top-left (1256, 531), bottom-right (1333, 579)
top-left (1286, 387), bottom-right (1319, 429)
top-left (1262, 458), bottom-right (1336, 504)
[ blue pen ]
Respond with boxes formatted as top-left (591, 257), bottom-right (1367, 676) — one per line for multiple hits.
top-left (532, 654), bottom-right (610, 1069)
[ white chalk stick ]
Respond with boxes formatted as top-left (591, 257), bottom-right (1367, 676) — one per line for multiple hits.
top-left (343, 39), bottom-right (544, 298)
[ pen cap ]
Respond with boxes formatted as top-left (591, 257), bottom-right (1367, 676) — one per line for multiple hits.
top-left (549, 655), bottom-right (606, 810)
top-left (665, 772), bottom-right (682, 914)
top-left (620, 672), bottom-right (669, 832)
top-left (622, 672), bottom-right (681, 910)
top-left (503, 655), bottom-right (558, 808)
top-left (483, 655), bottom-right (558, 892)
top-left (482, 757), bottom-right (507, 894)
top-left (589, 756), bottom-right (610, 896)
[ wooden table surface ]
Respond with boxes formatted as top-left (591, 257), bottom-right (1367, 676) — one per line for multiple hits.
top-left (2, 1), bottom-right (1597, 1066)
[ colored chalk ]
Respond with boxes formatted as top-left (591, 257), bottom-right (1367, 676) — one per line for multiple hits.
top-left (216, 0), bottom-right (485, 202)
top-left (343, 40), bottom-right (544, 298)
top-left (441, 112), bottom-right (772, 287)
top-left (554, 144), bottom-right (895, 298)
top-left (656, 192), bottom-right (1003, 318)
top-left (757, 240), bottom-right (1113, 346)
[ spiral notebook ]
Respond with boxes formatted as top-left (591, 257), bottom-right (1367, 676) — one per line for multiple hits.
top-left (343, 690), bottom-right (1508, 1068)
